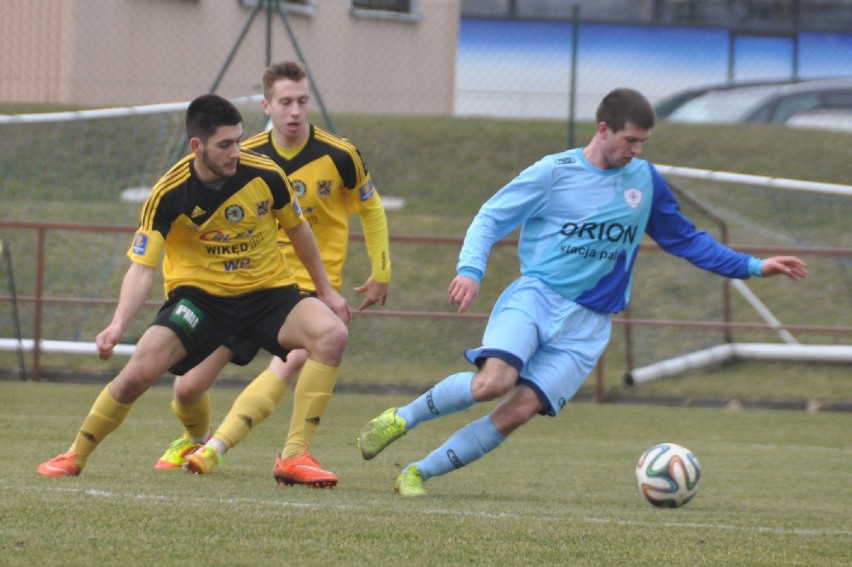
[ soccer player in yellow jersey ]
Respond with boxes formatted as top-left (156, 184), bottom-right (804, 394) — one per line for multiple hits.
top-left (154, 61), bottom-right (392, 487)
top-left (37, 94), bottom-right (350, 477)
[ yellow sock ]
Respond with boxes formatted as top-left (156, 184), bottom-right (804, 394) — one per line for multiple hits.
top-left (214, 369), bottom-right (287, 450)
top-left (69, 384), bottom-right (132, 469)
top-left (171, 393), bottom-right (211, 442)
top-left (282, 359), bottom-right (338, 459)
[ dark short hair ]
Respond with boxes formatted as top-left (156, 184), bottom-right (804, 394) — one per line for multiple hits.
top-left (185, 94), bottom-right (243, 141)
top-left (595, 88), bottom-right (655, 132)
top-left (262, 61), bottom-right (308, 100)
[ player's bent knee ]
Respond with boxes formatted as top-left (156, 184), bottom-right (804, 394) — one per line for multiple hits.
top-left (330, 321), bottom-right (348, 348)
top-left (471, 376), bottom-right (513, 402)
top-left (472, 365), bottom-right (518, 401)
top-left (110, 368), bottom-right (159, 403)
top-left (319, 323), bottom-right (349, 358)
top-left (173, 378), bottom-right (205, 405)
top-left (302, 323), bottom-right (348, 366)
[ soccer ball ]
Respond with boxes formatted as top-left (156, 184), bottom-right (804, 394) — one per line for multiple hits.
top-left (635, 443), bottom-right (701, 508)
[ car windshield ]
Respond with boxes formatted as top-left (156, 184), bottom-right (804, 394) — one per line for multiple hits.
top-left (666, 85), bottom-right (781, 123)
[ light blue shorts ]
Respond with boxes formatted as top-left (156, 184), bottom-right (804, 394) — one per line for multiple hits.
top-left (464, 276), bottom-right (611, 416)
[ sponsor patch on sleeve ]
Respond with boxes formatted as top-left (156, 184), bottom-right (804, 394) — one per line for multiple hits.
top-left (132, 232), bottom-right (148, 255)
top-left (359, 179), bottom-right (375, 201)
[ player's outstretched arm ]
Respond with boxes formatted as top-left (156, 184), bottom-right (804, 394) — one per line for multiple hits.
top-left (354, 278), bottom-right (389, 311)
top-left (95, 262), bottom-right (156, 360)
top-left (760, 256), bottom-right (808, 280)
top-left (448, 275), bottom-right (480, 314)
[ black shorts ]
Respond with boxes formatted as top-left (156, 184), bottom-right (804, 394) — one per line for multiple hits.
top-left (152, 285), bottom-right (306, 376)
top-left (224, 289), bottom-right (317, 366)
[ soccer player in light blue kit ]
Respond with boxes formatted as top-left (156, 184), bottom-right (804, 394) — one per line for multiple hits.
top-left (356, 88), bottom-right (808, 496)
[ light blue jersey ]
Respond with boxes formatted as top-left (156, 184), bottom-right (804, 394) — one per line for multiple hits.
top-left (386, 146), bottom-right (767, 484)
top-left (457, 148), bottom-right (760, 314)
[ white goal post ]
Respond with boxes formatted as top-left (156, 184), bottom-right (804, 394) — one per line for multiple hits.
top-left (654, 164), bottom-right (852, 197)
top-left (0, 95), bottom-right (264, 125)
top-left (623, 165), bottom-right (852, 386)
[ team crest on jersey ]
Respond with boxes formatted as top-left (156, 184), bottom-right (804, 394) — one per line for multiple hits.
top-left (556, 156), bottom-right (576, 165)
top-left (291, 180), bottom-right (307, 198)
top-left (255, 200), bottom-right (270, 217)
top-left (317, 180), bottom-right (332, 198)
top-left (623, 188), bottom-right (642, 208)
top-left (224, 204), bottom-right (244, 222)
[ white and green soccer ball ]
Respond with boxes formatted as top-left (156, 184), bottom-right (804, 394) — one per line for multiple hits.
top-left (635, 443), bottom-right (702, 508)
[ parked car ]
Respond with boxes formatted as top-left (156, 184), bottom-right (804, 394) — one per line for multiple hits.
top-left (654, 79), bottom-right (800, 119)
top-left (660, 77), bottom-right (852, 125)
top-left (786, 110), bottom-right (852, 133)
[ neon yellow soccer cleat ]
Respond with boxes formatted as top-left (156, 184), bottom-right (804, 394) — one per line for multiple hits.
top-left (394, 466), bottom-right (427, 497)
top-left (184, 445), bottom-right (223, 475)
top-left (155, 435), bottom-right (202, 470)
top-left (356, 407), bottom-right (407, 460)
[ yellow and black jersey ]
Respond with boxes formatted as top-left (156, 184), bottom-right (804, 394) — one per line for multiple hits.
top-left (128, 150), bottom-right (305, 297)
top-left (242, 124), bottom-right (390, 292)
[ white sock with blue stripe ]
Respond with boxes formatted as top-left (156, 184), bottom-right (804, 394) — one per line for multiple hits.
top-left (397, 371), bottom-right (475, 429)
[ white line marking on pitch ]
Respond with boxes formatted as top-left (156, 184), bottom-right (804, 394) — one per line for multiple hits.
top-left (8, 483), bottom-right (851, 538)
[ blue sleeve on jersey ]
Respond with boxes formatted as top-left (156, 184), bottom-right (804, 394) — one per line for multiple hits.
top-left (456, 159), bottom-right (551, 278)
top-left (645, 165), bottom-right (753, 279)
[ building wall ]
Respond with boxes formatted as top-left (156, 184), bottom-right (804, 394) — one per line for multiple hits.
top-left (0, 0), bottom-right (460, 115)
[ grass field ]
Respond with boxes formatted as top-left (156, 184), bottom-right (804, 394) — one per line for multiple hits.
top-left (1, 381), bottom-right (850, 566)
